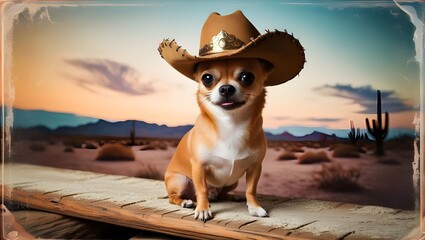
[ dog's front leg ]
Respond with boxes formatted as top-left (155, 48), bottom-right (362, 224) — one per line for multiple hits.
top-left (245, 164), bottom-right (268, 217)
top-left (191, 159), bottom-right (212, 222)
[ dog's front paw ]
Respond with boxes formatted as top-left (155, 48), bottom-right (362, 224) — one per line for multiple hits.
top-left (194, 207), bottom-right (212, 222)
top-left (247, 204), bottom-right (268, 217)
top-left (180, 199), bottom-right (196, 208)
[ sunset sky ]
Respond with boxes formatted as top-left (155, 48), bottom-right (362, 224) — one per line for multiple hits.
top-left (2, 0), bottom-right (422, 133)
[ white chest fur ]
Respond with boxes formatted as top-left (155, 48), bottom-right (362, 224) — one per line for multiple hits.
top-left (197, 110), bottom-right (259, 187)
top-left (212, 118), bottom-right (252, 161)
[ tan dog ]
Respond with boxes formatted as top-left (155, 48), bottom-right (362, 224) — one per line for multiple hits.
top-left (165, 58), bottom-right (273, 221)
top-left (158, 10), bottom-right (305, 222)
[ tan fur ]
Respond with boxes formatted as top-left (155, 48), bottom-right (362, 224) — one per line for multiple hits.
top-left (165, 58), bottom-right (273, 221)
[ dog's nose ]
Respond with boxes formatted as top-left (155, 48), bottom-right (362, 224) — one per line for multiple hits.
top-left (219, 85), bottom-right (236, 97)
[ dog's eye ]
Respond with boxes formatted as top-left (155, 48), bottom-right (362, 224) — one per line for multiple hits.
top-left (201, 74), bottom-right (214, 87)
top-left (239, 72), bottom-right (255, 86)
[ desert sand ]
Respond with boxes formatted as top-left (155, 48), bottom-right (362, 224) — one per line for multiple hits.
top-left (8, 139), bottom-right (416, 210)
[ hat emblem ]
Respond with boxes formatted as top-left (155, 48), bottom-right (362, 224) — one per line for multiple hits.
top-left (199, 30), bottom-right (245, 56)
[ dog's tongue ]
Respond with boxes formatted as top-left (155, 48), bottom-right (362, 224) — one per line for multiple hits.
top-left (221, 101), bottom-right (234, 106)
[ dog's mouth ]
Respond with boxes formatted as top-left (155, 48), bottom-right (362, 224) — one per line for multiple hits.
top-left (216, 100), bottom-right (246, 110)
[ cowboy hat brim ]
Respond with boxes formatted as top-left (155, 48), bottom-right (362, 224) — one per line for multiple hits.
top-left (158, 30), bottom-right (305, 86)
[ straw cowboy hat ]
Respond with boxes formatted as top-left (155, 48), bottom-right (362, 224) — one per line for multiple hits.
top-left (158, 10), bottom-right (305, 86)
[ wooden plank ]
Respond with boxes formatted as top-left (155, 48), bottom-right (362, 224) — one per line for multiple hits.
top-left (2, 163), bottom-right (422, 240)
top-left (5, 187), bottom-right (276, 240)
top-left (239, 222), bottom-right (277, 233)
top-left (11, 209), bottom-right (141, 239)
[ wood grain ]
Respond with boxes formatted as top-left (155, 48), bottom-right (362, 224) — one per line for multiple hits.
top-left (2, 163), bottom-right (422, 239)
top-left (11, 209), bottom-right (143, 239)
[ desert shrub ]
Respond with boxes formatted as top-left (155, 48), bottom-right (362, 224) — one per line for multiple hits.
top-left (156, 141), bottom-right (168, 150)
top-left (363, 142), bottom-right (375, 152)
top-left (286, 145), bottom-right (304, 153)
top-left (63, 139), bottom-right (84, 149)
top-left (277, 151), bottom-right (297, 161)
top-left (140, 145), bottom-right (157, 151)
top-left (96, 143), bottom-right (135, 161)
top-left (332, 144), bottom-right (360, 158)
top-left (304, 142), bottom-right (314, 148)
top-left (29, 143), bottom-right (46, 152)
top-left (385, 135), bottom-right (414, 151)
top-left (312, 163), bottom-right (362, 192)
top-left (98, 140), bottom-right (106, 147)
top-left (267, 141), bottom-right (279, 148)
top-left (140, 141), bottom-right (168, 151)
top-left (377, 157), bottom-right (401, 165)
top-left (135, 164), bottom-right (163, 180)
top-left (306, 141), bottom-right (330, 149)
top-left (298, 151), bottom-right (331, 164)
top-left (168, 140), bottom-right (180, 148)
top-left (312, 143), bottom-right (323, 149)
top-left (356, 146), bottom-right (367, 154)
top-left (85, 142), bottom-right (98, 150)
top-left (124, 140), bottom-right (137, 146)
top-left (64, 146), bottom-right (74, 153)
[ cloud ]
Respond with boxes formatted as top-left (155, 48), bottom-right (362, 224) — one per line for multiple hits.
top-left (324, 1), bottom-right (396, 10)
top-left (65, 58), bottom-right (155, 96)
top-left (272, 116), bottom-right (342, 123)
top-left (314, 84), bottom-right (412, 114)
top-left (283, 1), bottom-right (397, 10)
top-left (272, 116), bottom-right (293, 121)
top-left (304, 117), bottom-right (342, 122)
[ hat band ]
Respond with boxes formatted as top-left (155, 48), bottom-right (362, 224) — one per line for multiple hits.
top-left (199, 30), bottom-right (245, 56)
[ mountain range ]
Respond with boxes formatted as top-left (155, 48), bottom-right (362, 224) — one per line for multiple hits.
top-left (54, 119), bottom-right (192, 139)
top-left (15, 119), bottom-right (343, 142)
top-left (5, 108), bottom-right (415, 141)
top-left (265, 131), bottom-right (341, 142)
top-left (1, 108), bottom-right (98, 129)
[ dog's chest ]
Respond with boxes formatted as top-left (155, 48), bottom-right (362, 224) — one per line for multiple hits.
top-left (198, 119), bottom-right (258, 186)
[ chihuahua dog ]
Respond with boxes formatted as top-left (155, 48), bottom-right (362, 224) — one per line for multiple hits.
top-left (164, 58), bottom-right (273, 222)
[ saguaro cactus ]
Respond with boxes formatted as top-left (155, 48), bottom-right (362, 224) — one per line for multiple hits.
top-left (348, 121), bottom-right (361, 146)
top-left (130, 120), bottom-right (136, 146)
top-left (365, 90), bottom-right (389, 156)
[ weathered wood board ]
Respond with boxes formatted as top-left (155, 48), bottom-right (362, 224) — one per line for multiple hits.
top-left (1, 164), bottom-right (421, 239)
top-left (10, 209), bottom-right (140, 239)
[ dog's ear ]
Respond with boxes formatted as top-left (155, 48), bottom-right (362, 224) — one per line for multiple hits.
top-left (258, 59), bottom-right (274, 76)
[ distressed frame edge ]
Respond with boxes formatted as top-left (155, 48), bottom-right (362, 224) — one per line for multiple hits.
top-left (0, 0), bottom-right (424, 239)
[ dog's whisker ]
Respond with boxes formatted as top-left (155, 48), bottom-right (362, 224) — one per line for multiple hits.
top-left (242, 93), bottom-right (256, 104)
top-left (199, 95), bottom-right (211, 106)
